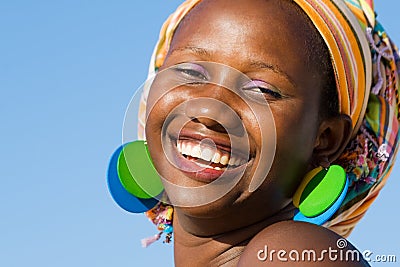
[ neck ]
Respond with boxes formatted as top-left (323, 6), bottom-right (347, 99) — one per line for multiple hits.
top-left (173, 204), bottom-right (295, 267)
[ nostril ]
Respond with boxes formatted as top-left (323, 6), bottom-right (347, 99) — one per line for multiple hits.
top-left (192, 117), bottom-right (228, 134)
top-left (184, 97), bottom-right (244, 136)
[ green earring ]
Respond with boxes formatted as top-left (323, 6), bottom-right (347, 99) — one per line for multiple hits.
top-left (117, 141), bottom-right (164, 199)
top-left (107, 141), bottom-right (164, 213)
top-left (293, 165), bottom-right (348, 225)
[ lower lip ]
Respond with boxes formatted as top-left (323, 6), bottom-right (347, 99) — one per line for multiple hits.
top-left (171, 142), bottom-right (248, 183)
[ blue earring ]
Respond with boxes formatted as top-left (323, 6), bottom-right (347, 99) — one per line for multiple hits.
top-left (107, 141), bottom-right (164, 213)
top-left (292, 165), bottom-right (348, 225)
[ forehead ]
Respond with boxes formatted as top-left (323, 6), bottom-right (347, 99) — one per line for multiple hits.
top-left (167, 0), bottom-right (318, 88)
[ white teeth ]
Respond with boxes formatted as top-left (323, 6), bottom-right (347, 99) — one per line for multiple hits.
top-left (228, 156), bottom-right (246, 167)
top-left (212, 152), bottom-right (221, 164)
top-left (182, 143), bottom-right (188, 155)
top-left (220, 154), bottom-right (229, 165)
top-left (229, 156), bottom-right (237, 166)
top-left (192, 145), bottom-right (201, 158)
top-left (176, 140), bottom-right (247, 167)
top-left (195, 160), bottom-right (213, 169)
top-left (201, 147), bottom-right (213, 161)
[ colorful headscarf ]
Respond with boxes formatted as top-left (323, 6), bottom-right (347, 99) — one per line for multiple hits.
top-left (138, 0), bottom-right (400, 241)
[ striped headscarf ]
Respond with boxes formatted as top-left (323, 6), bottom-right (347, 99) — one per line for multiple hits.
top-left (138, 0), bottom-right (400, 239)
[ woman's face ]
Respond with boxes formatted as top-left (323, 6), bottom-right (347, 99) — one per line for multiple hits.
top-left (145, 0), bottom-right (326, 227)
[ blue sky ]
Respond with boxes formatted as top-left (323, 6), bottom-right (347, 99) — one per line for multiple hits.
top-left (1, 1), bottom-right (399, 266)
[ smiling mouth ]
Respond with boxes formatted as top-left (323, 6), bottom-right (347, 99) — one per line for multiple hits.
top-left (170, 134), bottom-right (250, 183)
top-left (177, 139), bottom-right (248, 170)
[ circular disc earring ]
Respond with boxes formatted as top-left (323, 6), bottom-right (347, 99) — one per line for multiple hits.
top-left (117, 141), bottom-right (164, 199)
top-left (293, 165), bottom-right (348, 225)
top-left (107, 141), bottom-right (164, 213)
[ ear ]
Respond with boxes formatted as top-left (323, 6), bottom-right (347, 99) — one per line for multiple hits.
top-left (313, 114), bottom-right (352, 167)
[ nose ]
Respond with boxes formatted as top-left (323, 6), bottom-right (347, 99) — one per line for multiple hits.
top-left (184, 97), bottom-right (243, 135)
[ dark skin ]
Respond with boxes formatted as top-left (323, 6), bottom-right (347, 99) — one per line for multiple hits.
top-left (145, 0), bottom-right (368, 266)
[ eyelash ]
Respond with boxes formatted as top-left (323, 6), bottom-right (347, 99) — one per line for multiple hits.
top-left (174, 64), bottom-right (208, 83)
top-left (251, 86), bottom-right (282, 99)
top-left (242, 82), bottom-right (283, 99)
top-left (173, 64), bottom-right (283, 99)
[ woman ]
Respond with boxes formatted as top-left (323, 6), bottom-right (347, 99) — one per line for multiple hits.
top-left (108, 0), bottom-right (399, 266)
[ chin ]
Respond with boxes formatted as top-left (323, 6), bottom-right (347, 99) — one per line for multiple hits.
top-left (162, 164), bottom-right (258, 220)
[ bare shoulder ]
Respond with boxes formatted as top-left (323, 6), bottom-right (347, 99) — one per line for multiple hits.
top-left (238, 220), bottom-right (370, 266)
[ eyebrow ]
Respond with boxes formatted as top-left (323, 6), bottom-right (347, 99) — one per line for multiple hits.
top-left (169, 46), bottom-right (296, 87)
top-left (169, 46), bottom-right (212, 58)
top-left (248, 61), bottom-right (297, 88)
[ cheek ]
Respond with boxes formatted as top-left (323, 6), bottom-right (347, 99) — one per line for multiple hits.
top-left (275, 97), bottom-right (319, 152)
top-left (145, 92), bottom-right (178, 170)
top-left (250, 99), bottom-right (319, 159)
top-left (145, 106), bottom-right (165, 171)
top-left (267, 100), bottom-right (320, 195)
top-left (145, 98), bottom-right (166, 147)
top-left (145, 83), bottom-right (189, 137)
top-left (278, 111), bottom-right (317, 154)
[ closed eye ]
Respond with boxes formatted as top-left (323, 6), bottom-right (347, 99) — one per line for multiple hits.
top-left (242, 80), bottom-right (283, 100)
top-left (250, 87), bottom-right (282, 99)
top-left (173, 62), bottom-right (209, 83)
